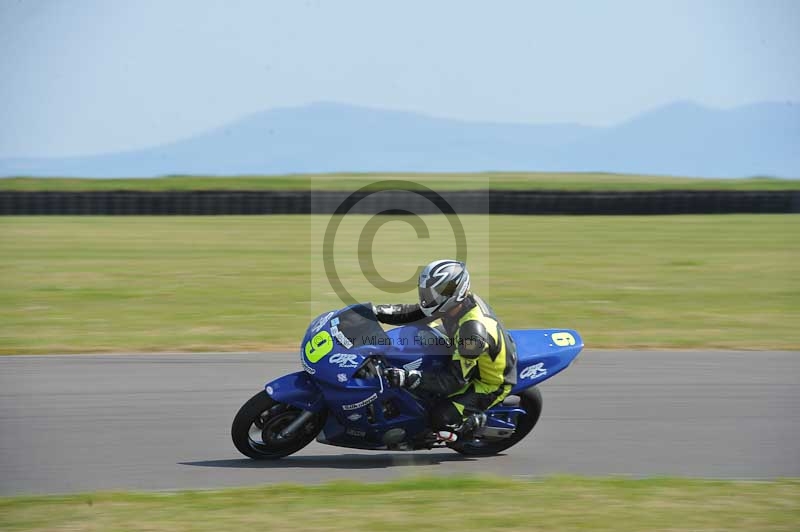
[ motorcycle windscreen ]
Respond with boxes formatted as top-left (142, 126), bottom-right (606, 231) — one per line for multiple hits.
top-left (300, 303), bottom-right (389, 387)
top-left (508, 329), bottom-right (584, 393)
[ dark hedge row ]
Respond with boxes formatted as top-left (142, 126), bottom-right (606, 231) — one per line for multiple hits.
top-left (1, 190), bottom-right (797, 215)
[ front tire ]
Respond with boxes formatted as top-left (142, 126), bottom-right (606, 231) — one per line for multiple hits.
top-left (231, 391), bottom-right (326, 459)
top-left (449, 387), bottom-right (542, 456)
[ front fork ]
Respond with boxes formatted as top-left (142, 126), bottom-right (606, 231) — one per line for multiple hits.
top-left (277, 409), bottom-right (316, 439)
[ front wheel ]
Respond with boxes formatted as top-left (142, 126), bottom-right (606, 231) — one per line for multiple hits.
top-left (449, 387), bottom-right (542, 456)
top-left (231, 391), bottom-right (326, 459)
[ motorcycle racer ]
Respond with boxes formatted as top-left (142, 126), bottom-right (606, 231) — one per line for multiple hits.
top-left (376, 259), bottom-right (518, 438)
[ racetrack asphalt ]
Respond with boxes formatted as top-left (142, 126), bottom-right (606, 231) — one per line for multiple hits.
top-left (0, 350), bottom-right (798, 496)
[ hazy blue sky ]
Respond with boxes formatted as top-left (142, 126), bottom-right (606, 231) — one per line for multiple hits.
top-left (1, 0), bottom-right (798, 157)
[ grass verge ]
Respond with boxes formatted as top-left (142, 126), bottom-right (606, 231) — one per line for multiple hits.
top-left (0, 215), bottom-right (797, 353)
top-left (1, 476), bottom-right (798, 532)
top-left (1, 172), bottom-right (799, 191)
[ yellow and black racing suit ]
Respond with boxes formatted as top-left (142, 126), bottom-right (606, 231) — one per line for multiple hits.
top-left (375, 294), bottom-right (517, 429)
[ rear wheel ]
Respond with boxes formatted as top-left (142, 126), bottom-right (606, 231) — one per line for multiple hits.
top-left (231, 391), bottom-right (326, 459)
top-left (449, 387), bottom-right (542, 456)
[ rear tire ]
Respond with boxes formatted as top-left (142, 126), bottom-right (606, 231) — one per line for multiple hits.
top-left (449, 387), bottom-right (542, 456)
top-left (231, 391), bottom-right (326, 459)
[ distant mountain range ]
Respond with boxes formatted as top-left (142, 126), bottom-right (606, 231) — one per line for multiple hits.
top-left (1, 101), bottom-right (798, 178)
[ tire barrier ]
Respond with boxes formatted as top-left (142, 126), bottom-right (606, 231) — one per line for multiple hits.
top-left (1, 190), bottom-right (797, 215)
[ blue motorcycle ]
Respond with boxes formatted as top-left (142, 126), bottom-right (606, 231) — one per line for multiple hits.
top-left (232, 303), bottom-right (583, 458)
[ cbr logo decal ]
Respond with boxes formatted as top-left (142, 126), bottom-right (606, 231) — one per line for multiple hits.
top-left (520, 362), bottom-right (547, 380)
top-left (342, 393), bottom-right (378, 411)
top-left (330, 353), bottom-right (359, 368)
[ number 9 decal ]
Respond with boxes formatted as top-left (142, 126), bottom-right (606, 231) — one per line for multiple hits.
top-left (552, 332), bottom-right (576, 347)
top-left (304, 331), bottom-right (333, 363)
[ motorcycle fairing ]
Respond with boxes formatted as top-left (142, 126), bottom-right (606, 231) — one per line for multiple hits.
top-left (272, 304), bottom-right (584, 448)
top-left (264, 372), bottom-right (326, 413)
top-left (509, 329), bottom-right (584, 394)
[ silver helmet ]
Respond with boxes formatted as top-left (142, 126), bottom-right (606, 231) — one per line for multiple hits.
top-left (418, 260), bottom-right (470, 317)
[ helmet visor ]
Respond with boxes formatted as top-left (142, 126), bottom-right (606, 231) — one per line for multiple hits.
top-left (419, 277), bottom-right (461, 315)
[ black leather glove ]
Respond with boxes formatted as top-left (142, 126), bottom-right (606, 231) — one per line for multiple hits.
top-left (385, 368), bottom-right (422, 390)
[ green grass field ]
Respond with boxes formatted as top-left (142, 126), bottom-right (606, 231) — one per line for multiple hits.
top-left (2, 172), bottom-right (799, 191)
top-left (0, 215), bottom-right (797, 353)
top-left (1, 476), bottom-right (798, 532)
